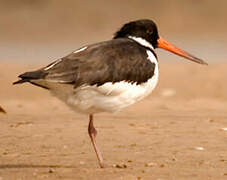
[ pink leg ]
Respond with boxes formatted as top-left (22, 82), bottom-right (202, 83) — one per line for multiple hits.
top-left (88, 114), bottom-right (104, 168)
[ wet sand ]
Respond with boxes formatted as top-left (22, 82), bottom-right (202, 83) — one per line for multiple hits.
top-left (0, 63), bottom-right (227, 179)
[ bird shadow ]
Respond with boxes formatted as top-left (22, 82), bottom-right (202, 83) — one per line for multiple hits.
top-left (0, 164), bottom-right (76, 169)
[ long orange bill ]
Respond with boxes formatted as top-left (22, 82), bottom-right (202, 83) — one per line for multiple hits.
top-left (157, 37), bottom-right (208, 65)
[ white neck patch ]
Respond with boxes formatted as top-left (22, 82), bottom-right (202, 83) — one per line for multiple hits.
top-left (73, 46), bottom-right (87, 53)
top-left (128, 36), bottom-right (154, 50)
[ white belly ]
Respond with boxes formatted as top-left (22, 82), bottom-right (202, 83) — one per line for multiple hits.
top-left (66, 72), bottom-right (158, 114)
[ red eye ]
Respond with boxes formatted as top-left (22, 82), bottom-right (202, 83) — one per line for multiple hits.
top-left (147, 29), bottom-right (153, 34)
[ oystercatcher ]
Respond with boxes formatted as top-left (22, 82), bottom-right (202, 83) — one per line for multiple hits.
top-left (13, 19), bottom-right (207, 168)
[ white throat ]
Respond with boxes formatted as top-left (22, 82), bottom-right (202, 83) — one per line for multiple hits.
top-left (128, 36), bottom-right (154, 50)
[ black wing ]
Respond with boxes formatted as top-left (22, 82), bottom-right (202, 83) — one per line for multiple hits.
top-left (14, 38), bottom-right (156, 89)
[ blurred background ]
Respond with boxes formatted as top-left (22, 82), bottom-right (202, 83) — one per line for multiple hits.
top-left (0, 0), bottom-right (226, 64)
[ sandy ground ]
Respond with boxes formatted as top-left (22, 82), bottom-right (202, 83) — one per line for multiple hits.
top-left (0, 62), bottom-right (227, 180)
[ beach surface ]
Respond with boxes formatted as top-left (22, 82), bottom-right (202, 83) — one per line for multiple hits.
top-left (0, 62), bottom-right (226, 179)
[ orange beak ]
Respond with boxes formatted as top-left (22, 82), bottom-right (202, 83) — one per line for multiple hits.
top-left (157, 37), bottom-right (207, 65)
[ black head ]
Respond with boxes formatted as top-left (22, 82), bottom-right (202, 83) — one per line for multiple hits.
top-left (114, 19), bottom-right (207, 65)
top-left (114, 19), bottom-right (159, 48)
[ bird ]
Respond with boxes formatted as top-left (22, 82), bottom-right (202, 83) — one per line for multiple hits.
top-left (13, 19), bottom-right (207, 168)
top-left (0, 105), bottom-right (6, 114)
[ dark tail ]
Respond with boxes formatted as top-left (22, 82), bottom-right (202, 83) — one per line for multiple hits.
top-left (13, 78), bottom-right (29, 85)
top-left (13, 70), bottom-right (48, 89)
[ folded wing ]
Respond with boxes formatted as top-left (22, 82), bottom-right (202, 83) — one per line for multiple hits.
top-left (14, 39), bottom-right (156, 89)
